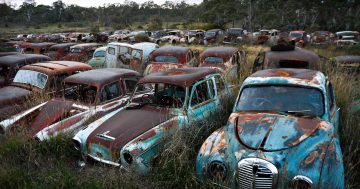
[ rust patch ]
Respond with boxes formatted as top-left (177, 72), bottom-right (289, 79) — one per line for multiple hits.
top-left (304, 151), bottom-right (318, 165)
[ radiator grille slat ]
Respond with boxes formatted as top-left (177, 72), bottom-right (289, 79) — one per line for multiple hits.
top-left (237, 158), bottom-right (278, 189)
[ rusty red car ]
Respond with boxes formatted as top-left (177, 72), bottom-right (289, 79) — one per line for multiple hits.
top-left (332, 55), bottom-right (360, 72)
top-left (47, 43), bottom-right (77, 60)
top-left (62, 43), bottom-right (103, 63)
top-left (289, 30), bottom-right (308, 47)
top-left (143, 46), bottom-right (198, 75)
top-left (0, 61), bottom-right (92, 125)
top-left (24, 42), bottom-right (57, 54)
top-left (252, 47), bottom-right (320, 72)
top-left (0, 68), bottom-right (146, 140)
top-left (311, 31), bottom-right (331, 44)
top-left (199, 47), bottom-right (246, 82)
top-left (0, 54), bottom-right (51, 88)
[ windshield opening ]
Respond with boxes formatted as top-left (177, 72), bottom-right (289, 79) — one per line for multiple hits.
top-left (290, 32), bottom-right (303, 38)
top-left (133, 83), bottom-right (185, 108)
top-left (94, 50), bottom-right (106, 57)
top-left (154, 55), bottom-right (179, 64)
top-left (204, 57), bottom-right (224, 64)
top-left (63, 83), bottom-right (98, 104)
top-left (236, 85), bottom-right (324, 116)
top-left (206, 31), bottom-right (216, 37)
top-left (70, 48), bottom-right (81, 53)
top-left (13, 70), bottom-right (48, 89)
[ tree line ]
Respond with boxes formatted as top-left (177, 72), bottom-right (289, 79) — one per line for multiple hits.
top-left (0, 0), bottom-right (360, 32)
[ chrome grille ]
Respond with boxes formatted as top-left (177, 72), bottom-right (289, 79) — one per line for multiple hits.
top-left (237, 158), bottom-right (278, 189)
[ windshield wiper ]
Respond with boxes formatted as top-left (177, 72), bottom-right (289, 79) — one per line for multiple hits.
top-left (281, 110), bottom-right (318, 118)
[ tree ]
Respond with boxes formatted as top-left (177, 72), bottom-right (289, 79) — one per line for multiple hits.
top-left (147, 16), bottom-right (163, 30)
top-left (19, 0), bottom-right (36, 24)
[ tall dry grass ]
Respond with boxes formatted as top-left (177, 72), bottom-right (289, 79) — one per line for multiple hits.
top-left (0, 45), bottom-right (358, 188)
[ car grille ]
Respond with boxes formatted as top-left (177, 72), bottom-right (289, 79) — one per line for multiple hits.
top-left (237, 158), bottom-right (278, 189)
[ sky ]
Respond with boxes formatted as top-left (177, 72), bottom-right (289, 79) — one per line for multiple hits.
top-left (4, 0), bottom-right (203, 8)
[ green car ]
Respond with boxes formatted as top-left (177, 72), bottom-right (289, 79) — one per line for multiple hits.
top-left (88, 46), bottom-right (106, 68)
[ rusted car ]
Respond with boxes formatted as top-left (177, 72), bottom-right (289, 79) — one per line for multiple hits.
top-left (184, 30), bottom-right (205, 45)
top-left (331, 55), bottom-right (360, 72)
top-left (0, 54), bottom-right (51, 87)
top-left (255, 29), bottom-right (271, 44)
top-left (88, 47), bottom-right (107, 68)
top-left (0, 68), bottom-right (143, 139)
top-left (47, 43), bottom-right (77, 60)
top-left (0, 52), bottom-right (20, 57)
top-left (24, 42), bottom-right (57, 54)
top-left (62, 43), bottom-right (103, 63)
top-left (335, 31), bottom-right (359, 47)
top-left (73, 67), bottom-right (230, 173)
top-left (196, 68), bottom-right (344, 188)
top-left (204, 29), bottom-right (225, 45)
top-left (160, 30), bottom-right (184, 45)
top-left (199, 47), bottom-right (245, 82)
top-left (252, 47), bottom-right (320, 72)
top-left (105, 42), bottom-right (158, 73)
top-left (108, 30), bottom-right (131, 42)
top-left (143, 46), bottom-right (198, 75)
top-left (311, 31), bottom-right (331, 44)
top-left (289, 30), bottom-right (308, 47)
top-left (223, 28), bottom-right (244, 44)
top-left (0, 61), bottom-right (92, 122)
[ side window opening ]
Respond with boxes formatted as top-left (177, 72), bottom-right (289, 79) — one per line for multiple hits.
top-left (327, 82), bottom-right (334, 109)
top-left (124, 78), bottom-right (138, 94)
top-left (100, 82), bottom-right (122, 102)
top-left (190, 81), bottom-right (212, 107)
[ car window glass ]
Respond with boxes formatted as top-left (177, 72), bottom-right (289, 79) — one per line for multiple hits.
top-left (154, 55), bottom-right (179, 64)
top-left (107, 47), bottom-right (115, 55)
top-left (94, 50), bottom-right (106, 57)
top-left (100, 82), bottom-right (122, 102)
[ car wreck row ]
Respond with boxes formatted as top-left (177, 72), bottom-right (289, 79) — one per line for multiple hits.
top-left (0, 38), bottom-right (347, 189)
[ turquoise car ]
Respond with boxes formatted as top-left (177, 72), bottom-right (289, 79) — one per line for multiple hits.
top-left (73, 67), bottom-right (231, 173)
top-left (88, 46), bottom-right (106, 68)
top-left (196, 68), bottom-right (344, 188)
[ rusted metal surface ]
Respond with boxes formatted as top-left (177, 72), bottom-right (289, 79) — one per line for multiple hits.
top-left (253, 47), bottom-right (321, 72)
top-left (289, 30), bottom-right (308, 47)
top-left (311, 31), bottom-right (331, 44)
top-left (73, 68), bottom-right (230, 173)
top-left (204, 29), bottom-right (225, 44)
top-left (62, 43), bottom-right (102, 62)
top-left (1, 68), bottom-right (140, 139)
top-left (25, 42), bottom-right (57, 54)
top-left (0, 61), bottom-right (92, 123)
top-left (0, 52), bottom-right (20, 57)
top-left (196, 68), bottom-right (344, 188)
top-left (143, 62), bottom-right (184, 76)
top-left (47, 43), bottom-right (78, 60)
top-left (0, 54), bottom-right (51, 87)
top-left (140, 67), bottom-right (221, 87)
top-left (150, 46), bottom-right (191, 65)
top-left (333, 55), bottom-right (360, 72)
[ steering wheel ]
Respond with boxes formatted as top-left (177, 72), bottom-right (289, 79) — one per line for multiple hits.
top-left (159, 96), bottom-right (181, 107)
top-left (252, 98), bottom-right (273, 109)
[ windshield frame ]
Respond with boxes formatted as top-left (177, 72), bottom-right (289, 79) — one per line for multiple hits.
top-left (129, 82), bottom-right (188, 110)
top-left (13, 69), bottom-right (49, 89)
top-left (235, 84), bottom-right (326, 117)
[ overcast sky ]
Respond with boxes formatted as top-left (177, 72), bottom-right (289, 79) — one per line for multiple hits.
top-left (5, 0), bottom-right (203, 7)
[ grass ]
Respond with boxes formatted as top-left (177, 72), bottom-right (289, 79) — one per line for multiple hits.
top-left (0, 45), bottom-right (359, 188)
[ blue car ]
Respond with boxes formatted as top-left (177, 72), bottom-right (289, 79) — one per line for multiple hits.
top-left (196, 68), bottom-right (344, 188)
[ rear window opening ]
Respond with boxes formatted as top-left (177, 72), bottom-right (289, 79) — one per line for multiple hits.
top-left (279, 60), bottom-right (309, 69)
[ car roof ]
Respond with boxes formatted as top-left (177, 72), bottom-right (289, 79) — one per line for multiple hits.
top-left (244, 68), bottom-right (326, 90)
top-left (0, 54), bottom-right (51, 67)
top-left (152, 46), bottom-right (190, 55)
top-left (334, 55), bottom-right (360, 63)
top-left (63, 68), bottom-right (140, 87)
top-left (29, 42), bottom-right (57, 48)
top-left (138, 67), bottom-right (221, 87)
top-left (200, 47), bottom-right (238, 61)
top-left (71, 43), bottom-right (102, 49)
top-left (21, 61), bottom-right (92, 76)
top-left (50, 43), bottom-right (78, 49)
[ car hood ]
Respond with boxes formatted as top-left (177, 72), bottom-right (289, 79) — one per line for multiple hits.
top-left (0, 86), bottom-right (31, 107)
top-left (29, 98), bottom-right (75, 136)
top-left (235, 112), bottom-right (327, 151)
top-left (86, 105), bottom-right (175, 160)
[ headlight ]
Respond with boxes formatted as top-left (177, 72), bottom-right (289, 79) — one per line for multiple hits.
top-left (123, 152), bottom-right (133, 164)
top-left (291, 175), bottom-right (313, 189)
top-left (73, 138), bottom-right (81, 151)
top-left (208, 161), bottom-right (227, 180)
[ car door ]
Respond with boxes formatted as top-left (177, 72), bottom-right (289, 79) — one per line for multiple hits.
top-left (188, 78), bottom-right (217, 122)
top-left (252, 52), bottom-right (265, 73)
top-left (327, 81), bottom-right (340, 132)
top-left (130, 48), bottom-right (143, 72)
